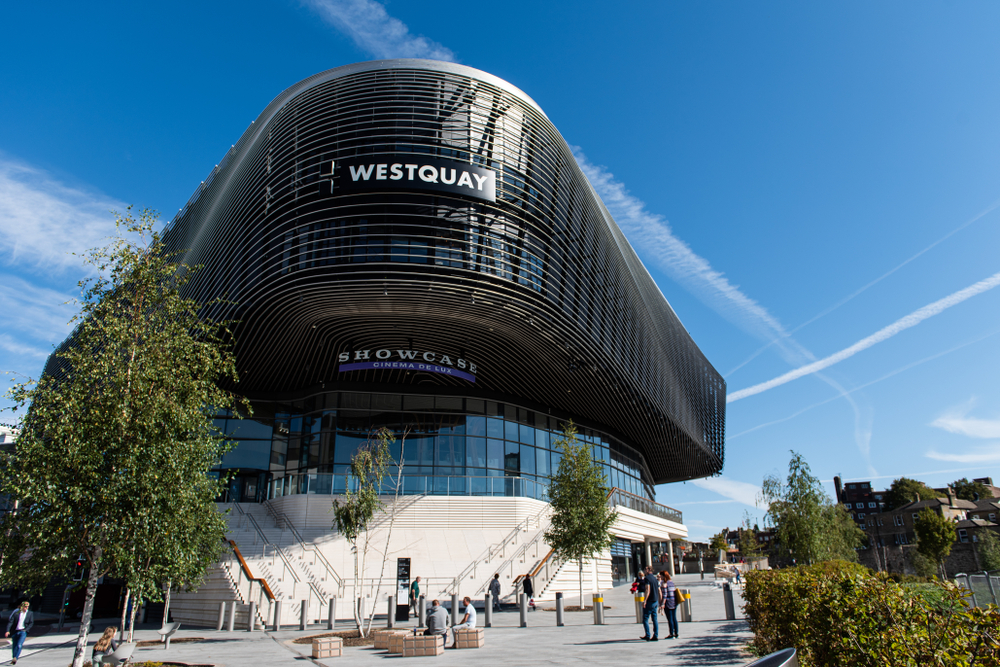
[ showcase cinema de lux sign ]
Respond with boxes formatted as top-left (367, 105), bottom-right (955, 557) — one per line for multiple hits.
top-left (326, 155), bottom-right (496, 203)
top-left (338, 348), bottom-right (478, 383)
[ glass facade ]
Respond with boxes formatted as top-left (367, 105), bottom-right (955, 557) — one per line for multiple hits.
top-left (212, 391), bottom-right (655, 502)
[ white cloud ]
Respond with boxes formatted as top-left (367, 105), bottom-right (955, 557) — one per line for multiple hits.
top-left (0, 156), bottom-right (122, 271)
top-left (926, 445), bottom-right (1000, 464)
top-left (0, 274), bottom-right (76, 345)
top-left (690, 476), bottom-right (761, 508)
top-left (0, 334), bottom-right (49, 360)
top-left (302, 0), bottom-right (456, 61)
top-left (729, 270), bottom-right (1000, 403)
top-left (930, 400), bottom-right (1000, 439)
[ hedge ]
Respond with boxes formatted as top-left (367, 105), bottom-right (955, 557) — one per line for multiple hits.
top-left (742, 560), bottom-right (1000, 666)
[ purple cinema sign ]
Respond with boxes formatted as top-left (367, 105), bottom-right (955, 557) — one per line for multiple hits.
top-left (337, 348), bottom-right (477, 383)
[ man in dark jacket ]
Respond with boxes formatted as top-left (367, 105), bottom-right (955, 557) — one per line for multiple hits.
top-left (639, 566), bottom-right (661, 641)
top-left (5, 600), bottom-right (34, 664)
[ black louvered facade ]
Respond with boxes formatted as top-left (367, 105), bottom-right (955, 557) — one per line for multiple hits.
top-left (162, 60), bottom-right (725, 495)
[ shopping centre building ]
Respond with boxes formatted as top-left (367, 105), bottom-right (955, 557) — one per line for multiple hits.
top-left (155, 59), bottom-right (726, 626)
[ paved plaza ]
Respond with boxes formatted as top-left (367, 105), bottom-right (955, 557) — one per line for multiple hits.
top-left (3, 574), bottom-right (752, 666)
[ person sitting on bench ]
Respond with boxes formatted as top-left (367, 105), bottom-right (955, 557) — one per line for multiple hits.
top-left (448, 597), bottom-right (477, 648)
top-left (424, 599), bottom-right (449, 645)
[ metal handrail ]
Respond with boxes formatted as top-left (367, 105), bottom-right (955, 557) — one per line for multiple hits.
top-left (609, 487), bottom-right (682, 523)
top-left (449, 504), bottom-right (550, 595)
top-left (229, 503), bottom-right (301, 585)
top-left (263, 502), bottom-right (344, 592)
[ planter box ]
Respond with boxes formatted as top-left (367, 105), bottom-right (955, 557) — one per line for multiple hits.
top-left (312, 636), bottom-right (343, 659)
top-left (387, 632), bottom-right (410, 654)
top-left (403, 633), bottom-right (445, 657)
top-left (374, 629), bottom-right (408, 650)
top-left (454, 627), bottom-right (485, 649)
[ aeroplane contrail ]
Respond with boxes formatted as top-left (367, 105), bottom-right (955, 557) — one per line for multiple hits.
top-left (728, 269), bottom-right (1000, 403)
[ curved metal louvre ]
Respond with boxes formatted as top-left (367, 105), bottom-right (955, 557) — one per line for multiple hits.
top-left (162, 59), bottom-right (725, 484)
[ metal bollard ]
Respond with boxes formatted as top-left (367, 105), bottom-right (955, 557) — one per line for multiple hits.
top-left (723, 583), bottom-right (735, 620)
top-left (272, 600), bottom-right (282, 631)
top-left (451, 593), bottom-right (460, 626)
top-left (418, 595), bottom-right (426, 627)
top-left (300, 600), bottom-right (308, 631)
top-left (247, 601), bottom-right (257, 632)
top-left (519, 593), bottom-right (528, 627)
top-left (555, 592), bottom-right (565, 627)
top-left (593, 594), bottom-right (605, 625)
top-left (217, 601), bottom-right (227, 631)
top-left (679, 589), bottom-right (692, 622)
top-left (327, 598), bottom-right (336, 630)
top-left (387, 595), bottom-right (395, 629)
top-left (484, 593), bottom-right (492, 627)
top-left (227, 600), bottom-right (237, 631)
top-left (634, 594), bottom-right (644, 623)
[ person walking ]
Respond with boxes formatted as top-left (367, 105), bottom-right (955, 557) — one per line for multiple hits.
top-left (489, 573), bottom-right (501, 612)
top-left (659, 571), bottom-right (679, 639)
top-left (409, 576), bottom-right (421, 617)
top-left (92, 626), bottom-right (119, 665)
top-left (5, 600), bottom-right (34, 664)
top-left (639, 566), bottom-right (661, 641)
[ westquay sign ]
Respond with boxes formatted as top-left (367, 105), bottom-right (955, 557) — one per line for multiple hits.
top-left (328, 155), bottom-right (496, 203)
top-left (338, 348), bottom-right (477, 383)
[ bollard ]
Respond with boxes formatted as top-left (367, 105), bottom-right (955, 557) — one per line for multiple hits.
top-left (227, 599), bottom-right (237, 631)
top-left (634, 593), bottom-right (644, 623)
top-left (58, 609), bottom-right (65, 630)
top-left (519, 593), bottom-right (528, 627)
top-left (593, 594), bottom-right (605, 625)
top-left (271, 600), bottom-right (281, 631)
top-left (387, 595), bottom-right (395, 629)
top-left (418, 595), bottom-right (427, 627)
top-left (555, 592), bottom-right (565, 627)
top-left (247, 601), bottom-right (257, 632)
top-left (679, 589), bottom-right (692, 622)
top-left (300, 600), bottom-right (308, 631)
top-left (451, 593), bottom-right (460, 626)
top-left (723, 583), bottom-right (735, 621)
top-left (484, 593), bottom-right (492, 628)
top-left (327, 597), bottom-right (336, 630)
top-left (217, 601), bottom-right (227, 631)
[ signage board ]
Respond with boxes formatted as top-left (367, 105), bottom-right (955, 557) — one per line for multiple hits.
top-left (328, 155), bottom-right (496, 203)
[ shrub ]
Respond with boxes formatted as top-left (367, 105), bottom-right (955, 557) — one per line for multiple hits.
top-left (743, 561), bottom-right (1000, 666)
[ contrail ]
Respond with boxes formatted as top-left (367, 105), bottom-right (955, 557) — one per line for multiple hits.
top-left (725, 196), bottom-right (1000, 378)
top-left (728, 270), bottom-right (1000, 402)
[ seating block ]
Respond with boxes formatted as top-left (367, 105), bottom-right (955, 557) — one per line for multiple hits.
top-left (374, 629), bottom-right (408, 650)
top-left (403, 633), bottom-right (445, 657)
top-left (454, 627), bottom-right (485, 649)
top-left (312, 636), bottom-right (343, 659)
top-left (387, 632), bottom-right (410, 654)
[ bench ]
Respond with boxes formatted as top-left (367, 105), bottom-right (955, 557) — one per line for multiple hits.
top-left (312, 636), bottom-right (343, 659)
top-left (403, 633), bottom-right (444, 657)
top-left (453, 627), bottom-right (485, 649)
top-left (387, 631), bottom-right (410, 654)
top-left (157, 621), bottom-right (181, 649)
top-left (373, 629), bottom-right (408, 650)
top-left (100, 641), bottom-right (136, 667)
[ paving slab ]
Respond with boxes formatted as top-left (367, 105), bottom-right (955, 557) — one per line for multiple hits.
top-left (3, 574), bottom-right (752, 666)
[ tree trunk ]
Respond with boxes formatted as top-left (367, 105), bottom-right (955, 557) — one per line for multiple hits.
top-left (578, 558), bottom-right (584, 610)
top-left (162, 582), bottom-right (173, 626)
top-left (71, 546), bottom-right (102, 667)
top-left (119, 588), bottom-right (130, 642)
top-left (127, 595), bottom-right (140, 642)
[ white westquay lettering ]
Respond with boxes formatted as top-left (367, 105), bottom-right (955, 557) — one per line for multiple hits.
top-left (350, 164), bottom-right (375, 181)
top-left (376, 164), bottom-right (388, 180)
top-left (440, 168), bottom-right (456, 185)
top-left (419, 165), bottom-right (438, 183)
top-left (390, 164), bottom-right (403, 180)
top-left (405, 164), bottom-right (418, 179)
top-left (457, 172), bottom-right (474, 189)
top-left (472, 173), bottom-right (488, 191)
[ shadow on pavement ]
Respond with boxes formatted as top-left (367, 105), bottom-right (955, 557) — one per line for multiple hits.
top-left (669, 632), bottom-right (752, 665)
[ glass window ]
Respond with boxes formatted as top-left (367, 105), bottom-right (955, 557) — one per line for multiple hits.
top-left (467, 437), bottom-right (486, 468)
top-left (504, 440), bottom-right (520, 472)
top-left (535, 429), bottom-right (549, 449)
top-left (519, 423), bottom-right (534, 444)
top-left (467, 416), bottom-right (486, 437)
top-left (487, 418), bottom-right (504, 439)
top-left (504, 420), bottom-right (519, 441)
top-left (520, 446), bottom-right (535, 475)
top-left (218, 439), bottom-right (271, 470)
top-left (535, 447), bottom-right (550, 477)
top-left (487, 438), bottom-right (503, 471)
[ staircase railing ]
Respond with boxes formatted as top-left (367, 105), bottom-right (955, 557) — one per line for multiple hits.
top-left (262, 502), bottom-right (344, 596)
top-left (220, 539), bottom-right (273, 628)
top-left (451, 504), bottom-right (551, 596)
top-left (228, 503), bottom-right (303, 589)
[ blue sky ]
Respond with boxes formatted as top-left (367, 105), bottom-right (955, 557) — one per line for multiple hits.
top-left (2, 1), bottom-right (1000, 541)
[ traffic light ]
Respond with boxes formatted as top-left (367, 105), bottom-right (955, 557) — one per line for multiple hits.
top-left (73, 556), bottom-right (85, 581)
